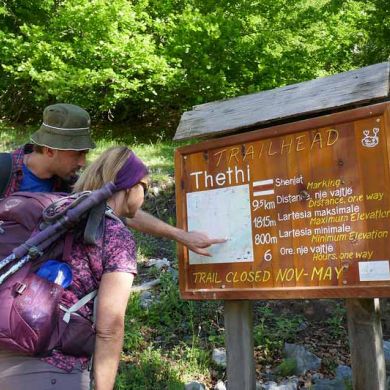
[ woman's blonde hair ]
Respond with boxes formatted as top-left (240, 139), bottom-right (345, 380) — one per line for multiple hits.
top-left (73, 146), bottom-right (131, 192)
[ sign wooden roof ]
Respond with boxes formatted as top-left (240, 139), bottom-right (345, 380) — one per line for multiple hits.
top-left (174, 62), bottom-right (390, 141)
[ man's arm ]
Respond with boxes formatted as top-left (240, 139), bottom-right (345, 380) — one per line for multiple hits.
top-left (125, 209), bottom-right (226, 256)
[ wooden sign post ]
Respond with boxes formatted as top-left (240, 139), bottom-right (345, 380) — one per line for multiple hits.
top-left (174, 62), bottom-right (390, 389)
top-left (346, 298), bottom-right (386, 389)
top-left (224, 301), bottom-right (256, 390)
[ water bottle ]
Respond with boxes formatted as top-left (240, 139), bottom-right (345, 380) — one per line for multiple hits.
top-left (36, 260), bottom-right (73, 288)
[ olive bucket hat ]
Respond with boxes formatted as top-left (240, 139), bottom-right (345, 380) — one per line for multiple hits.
top-left (30, 103), bottom-right (96, 150)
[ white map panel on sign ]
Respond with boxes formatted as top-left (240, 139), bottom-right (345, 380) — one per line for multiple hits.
top-left (186, 184), bottom-right (253, 265)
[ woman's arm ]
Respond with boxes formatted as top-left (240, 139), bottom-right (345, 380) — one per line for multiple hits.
top-left (93, 272), bottom-right (134, 390)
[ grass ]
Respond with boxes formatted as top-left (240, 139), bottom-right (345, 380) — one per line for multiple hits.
top-left (118, 273), bottom-right (223, 389)
top-left (325, 302), bottom-right (347, 340)
top-left (116, 348), bottom-right (184, 390)
top-left (253, 305), bottom-right (305, 366)
top-left (0, 120), bottom-right (32, 149)
top-left (274, 358), bottom-right (297, 377)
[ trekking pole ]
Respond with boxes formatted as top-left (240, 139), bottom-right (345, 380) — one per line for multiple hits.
top-left (0, 256), bottom-right (30, 284)
top-left (0, 228), bottom-right (66, 272)
top-left (0, 226), bottom-right (68, 285)
top-left (0, 182), bottom-right (116, 285)
top-left (13, 182), bottom-right (116, 260)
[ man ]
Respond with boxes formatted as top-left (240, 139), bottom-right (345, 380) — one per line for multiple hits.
top-left (0, 103), bottom-right (224, 255)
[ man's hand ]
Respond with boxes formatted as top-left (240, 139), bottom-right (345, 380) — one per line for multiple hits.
top-left (126, 210), bottom-right (226, 256)
top-left (176, 230), bottom-right (227, 256)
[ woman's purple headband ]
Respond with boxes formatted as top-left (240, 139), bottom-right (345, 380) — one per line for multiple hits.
top-left (114, 151), bottom-right (149, 192)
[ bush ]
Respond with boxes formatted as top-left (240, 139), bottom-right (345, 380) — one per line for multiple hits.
top-left (115, 348), bottom-right (183, 390)
top-left (254, 306), bottom-right (304, 362)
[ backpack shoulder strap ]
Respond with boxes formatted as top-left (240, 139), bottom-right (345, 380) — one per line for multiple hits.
top-left (60, 290), bottom-right (98, 323)
top-left (0, 153), bottom-right (13, 197)
top-left (83, 202), bottom-right (106, 245)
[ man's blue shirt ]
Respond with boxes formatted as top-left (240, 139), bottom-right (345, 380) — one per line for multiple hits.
top-left (19, 163), bottom-right (54, 192)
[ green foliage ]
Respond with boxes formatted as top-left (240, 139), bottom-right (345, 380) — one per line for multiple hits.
top-left (0, 0), bottom-right (387, 122)
top-left (356, 0), bottom-right (390, 64)
top-left (145, 273), bottom-right (223, 348)
top-left (123, 294), bottom-right (145, 352)
top-left (274, 358), bottom-right (297, 377)
top-left (254, 305), bottom-right (304, 360)
top-left (171, 340), bottom-right (211, 378)
top-left (0, 0), bottom-right (177, 120)
top-left (119, 273), bottom-right (219, 386)
top-left (207, 333), bottom-right (225, 347)
top-left (153, 0), bottom-right (372, 104)
top-left (0, 120), bottom-right (32, 150)
top-left (326, 303), bottom-right (347, 339)
top-left (321, 355), bottom-right (338, 373)
top-left (344, 378), bottom-right (353, 390)
top-left (146, 273), bottom-right (193, 333)
top-left (115, 348), bottom-right (183, 390)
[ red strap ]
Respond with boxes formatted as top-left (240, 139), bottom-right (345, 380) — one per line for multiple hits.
top-left (62, 232), bottom-right (74, 260)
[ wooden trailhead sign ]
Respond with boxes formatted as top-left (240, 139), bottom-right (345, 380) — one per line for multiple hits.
top-left (174, 62), bottom-right (390, 301)
top-left (176, 102), bottom-right (390, 300)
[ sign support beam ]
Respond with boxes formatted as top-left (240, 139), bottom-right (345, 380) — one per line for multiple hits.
top-left (346, 298), bottom-right (386, 389)
top-left (224, 300), bottom-right (256, 390)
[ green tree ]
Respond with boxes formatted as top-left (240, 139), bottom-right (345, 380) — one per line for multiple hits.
top-left (356, 0), bottom-right (390, 64)
top-left (152, 0), bottom-right (372, 106)
top-left (0, 0), bottom-right (177, 120)
top-left (0, 0), bottom-right (386, 123)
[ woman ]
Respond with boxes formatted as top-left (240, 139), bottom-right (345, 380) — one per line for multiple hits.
top-left (0, 146), bottom-right (149, 390)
